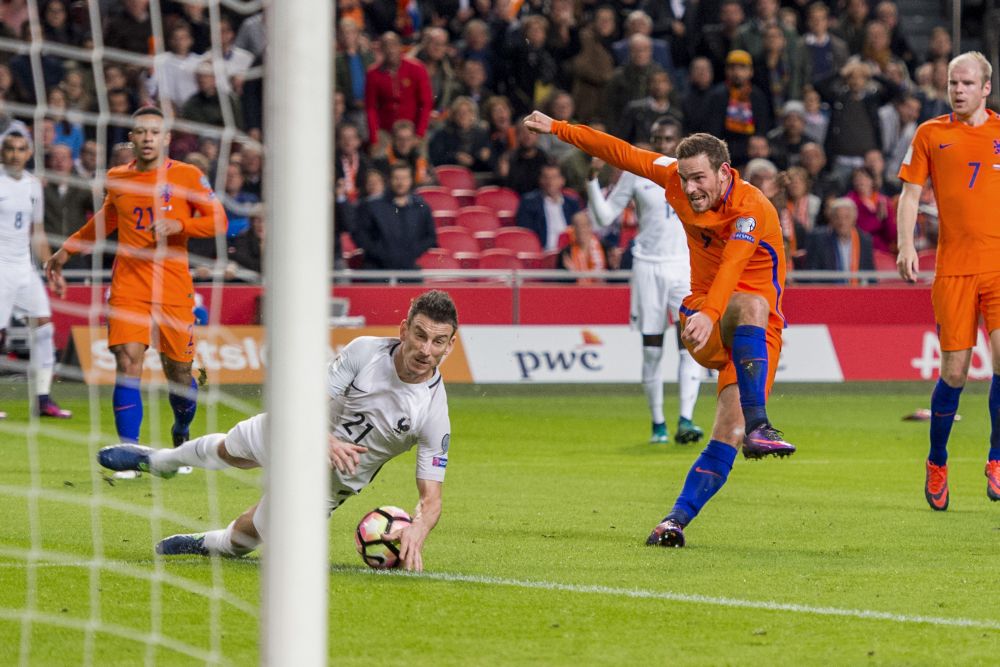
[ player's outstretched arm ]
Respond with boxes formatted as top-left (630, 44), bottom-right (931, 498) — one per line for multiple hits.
top-left (387, 478), bottom-right (442, 572)
top-left (895, 182), bottom-right (922, 283)
top-left (44, 249), bottom-right (69, 298)
top-left (523, 111), bottom-right (673, 186)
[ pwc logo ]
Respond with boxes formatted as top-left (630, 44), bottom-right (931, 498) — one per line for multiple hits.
top-left (514, 330), bottom-right (605, 380)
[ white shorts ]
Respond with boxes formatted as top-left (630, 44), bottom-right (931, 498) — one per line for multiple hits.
top-left (0, 264), bottom-right (51, 325)
top-left (630, 259), bottom-right (690, 335)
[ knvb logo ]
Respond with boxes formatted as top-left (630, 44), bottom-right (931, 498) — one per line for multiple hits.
top-left (513, 330), bottom-right (604, 380)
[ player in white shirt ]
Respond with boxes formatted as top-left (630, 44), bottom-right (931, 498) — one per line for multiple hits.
top-left (587, 118), bottom-right (702, 444)
top-left (0, 132), bottom-right (71, 419)
top-left (97, 290), bottom-right (458, 572)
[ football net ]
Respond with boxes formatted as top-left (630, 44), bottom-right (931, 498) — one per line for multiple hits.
top-left (0, 1), bottom-right (330, 664)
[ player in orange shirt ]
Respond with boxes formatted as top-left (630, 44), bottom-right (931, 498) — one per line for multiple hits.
top-left (46, 107), bottom-right (225, 448)
top-left (524, 110), bottom-right (795, 548)
top-left (896, 51), bottom-right (1000, 510)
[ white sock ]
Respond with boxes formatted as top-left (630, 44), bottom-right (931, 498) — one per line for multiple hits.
top-left (642, 346), bottom-right (665, 424)
top-left (150, 433), bottom-right (227, 474)
top-left (202, 519), bottom-right (260, 557)
top-left (31, 323), bottom-right (55, 396)
top-left (678, 348), bottom-right (702, 421)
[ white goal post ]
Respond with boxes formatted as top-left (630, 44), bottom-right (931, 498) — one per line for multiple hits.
top-left (262, 0), bottom-right (332, 664)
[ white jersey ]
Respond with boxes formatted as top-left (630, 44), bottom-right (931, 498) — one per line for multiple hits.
top-left (587, 171), bottom-right (688, 266)
top-left (0, 167), bottom-right (43, 267)
top-left (327, 336), bottom-right (451, 503)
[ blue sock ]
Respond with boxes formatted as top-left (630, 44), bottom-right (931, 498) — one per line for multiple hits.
top-left (169, 377), bottom-right (198, 435)
top-left (732, 325), bottom-right (769, 432)
top-left (112, 378), bottom-right (143, 443)
top-left (929, 378), bottom-right (963, 466)
top-left (989, 374), bottom-right (1000, 462)
top-left (666, 440), bottom-right (738, 526)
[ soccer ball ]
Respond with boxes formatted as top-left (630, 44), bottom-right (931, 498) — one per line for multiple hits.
top-left (355, 506), bottom-right (412, 569)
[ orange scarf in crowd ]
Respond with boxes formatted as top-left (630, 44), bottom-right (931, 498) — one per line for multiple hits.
top-left (842, 228), bottom-right (861, 286)
top-left (725, 83), bottom-right (755, 135)
top-left (385, 146), bottom-right (428, 184)
top-left (565, 229), bottom-right (606, 284)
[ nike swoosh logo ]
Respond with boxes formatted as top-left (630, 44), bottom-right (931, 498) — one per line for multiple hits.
top-left (928, 487), bottom-right (948, 506)
top-left (938, 143), bottom-right (954, 149)
top-left (694, 466), bottom-right (722, 479)
top-left (114, 404), bottom-right (137, 412)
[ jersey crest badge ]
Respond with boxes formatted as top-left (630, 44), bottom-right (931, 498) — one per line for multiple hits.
top-left (993, 139), bottom-right (1000, 155)
top-left (440, 433), bottom-right (450, 454)
top-left (735, 216), bottom-right (756, 233)
top-left (199, 175), bottom-right (217, 199)
top-left (393, 417), bottom-right (411, 435)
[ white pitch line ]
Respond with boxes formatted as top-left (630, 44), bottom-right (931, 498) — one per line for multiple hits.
top-left (354, 569), bottom-right (1000, 631)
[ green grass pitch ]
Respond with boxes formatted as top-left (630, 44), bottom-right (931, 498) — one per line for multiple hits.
top-left (1, 381), bottom-right (998, 665)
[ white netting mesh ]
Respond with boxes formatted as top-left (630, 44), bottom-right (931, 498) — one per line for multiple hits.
top-left (1, 2), bottom-right (268, 663)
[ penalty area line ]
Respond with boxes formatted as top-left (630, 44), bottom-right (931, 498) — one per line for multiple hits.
top-left (354, 569), bottom-right (1000, 631)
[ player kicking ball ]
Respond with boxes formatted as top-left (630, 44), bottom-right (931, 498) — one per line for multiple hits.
top-left (524, 111), bottom-right (795, 548)
top-left (97, 290), bottom-right (457, 572)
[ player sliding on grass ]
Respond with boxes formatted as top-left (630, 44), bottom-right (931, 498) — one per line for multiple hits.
top-left (895, 51), bottom-right (1000, 509)
top-left (97, 290), bottom-right (457, 572)
top-left (524, 111), bottom-right (795, 548)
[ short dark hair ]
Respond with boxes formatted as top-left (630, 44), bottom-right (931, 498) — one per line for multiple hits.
top-left (131, 106), bottom-right (163, 119)
top-left (650, 116), bottom-right (681, 134)
top-left (676, 133), bottom-right (731, 170)
top-left (388, 161), bottom-right (413, 177)
top-left (408, 290), bottom-right (459, 332)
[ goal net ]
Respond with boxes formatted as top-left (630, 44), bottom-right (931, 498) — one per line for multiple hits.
top-left (0, 1), bottom-right (330, 663)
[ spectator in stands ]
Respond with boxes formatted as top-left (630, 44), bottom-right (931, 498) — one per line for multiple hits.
top-left (815, 60), bottom-right (900, 185)
top-left (515, 163), bottom-right (581, 251)
top-left (335, 122), bottom-right (372, 205)
top-left (682, 57), bottom-right (715, 134)
top-left (859, 20), bottom-right (900, 78)
top-left (803, 2), bottom-right (848, 85)
top-left (618, 70), bottom-right (683, 144)
top-left (228, 205), bottom-right (265, 275)
top-left (701, 50), bottom-right (772, 168)
top-left (43, 142), bottom-right (92, 254)
top-left (536, 90), bottom-right (576, 162)
top-left (878, 91), bottom-right (920, 192)
top-left (104, 0), bottom-right (152, 54)
top-left (612, 11), bottom-right (674, 80)
top-left (484, 95), bottom-right (516, 168)
top-left (605, 34), bottom-right (663, 126)
top-left (833, 0), bottom-right (871, 55)
top-left (734, 0), bottom-right (802, 70)
top-left (696, 0), bottom-right (745, 84)
top-left (335, 18), bottom-right (374, 130)
top-left (351, 162), bottom-right (436, 270)
top-left (873, 1), bottom-right (916, 76)
top-left (455, 59), bottom-right (492, 110)
top-left (364, 169), bottom-right (385, 201)
top-left (805, 198), bottom-right (875, 279)
top-left (753, 23), bottom-right (808, 116)
top-left (60, 67), bottom-right (92, 113)
top-left (862, 148), bottom-right (896, 197)
top-left (745, 134), bottom-right (773, 167)
top-left (209, 15), bottom-right (254, 95)
top-left (499, 15), bottom-right (558, 116)
top-left (914, 60), bottom-right (950, 120)
top-left (42, 0), bottom-right (84, 46)
top-left (239, 143), bottom-right (262, 197)
top-left (784, 165), bottom-right (821, 239)
top-left (561, 121), bottom-right (615, 196)
top-left (799, 141), bottom-right (841, 203)
top-left (497, 120), bottom-right (549, 195)
top-left (457, 19), bottom-right (496, 86)
top-left (374, 119), bottom-right (431, 185)
top-left (428, 96), bottom-right (491, 172)
top-left (181, 63), bottom-right (243, 129)
top-left (570, 4), bottom-right (616, 124)
top-left (173, 1), bottom-right (210, 52)
top-left (103, 64), bottom-right (136, 108)
top-left (801, 85), bottom-right (830, 144)
top-left (545, 0), bottom-right (582, 91)
top-left (75, 139), bottom-right (97, 179)
top-left (222, 163), bottom-right (260, 239)
top-left (47, 86), bottom-right (84, 159)
top-left (560, 210), bottom-right (608, 283)
top-left (924, 26), bottom-right (952, 66)
top-left (234, 11), bottom-right (266, 60)
top-left (845, 166), bottom-right (895, 252)
top-left (365, 31), bottom-right (433, 150)
top-left (149, 21), bottom-right (200, 113)
top-left (766, 100), bottom-right (814, 169)
top-left (416, 27), bottom-right (460, 126)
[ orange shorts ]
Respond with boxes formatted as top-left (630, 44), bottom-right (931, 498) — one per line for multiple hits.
top-left (107, 297), bottom-right (196, 363)
top-left (932, 271), bottom-right (1000, 351)
top-left (679, 296), bottom-right (782, 396)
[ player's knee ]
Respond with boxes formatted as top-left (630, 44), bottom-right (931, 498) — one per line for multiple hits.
top-left (728, 293), bottom-right (768, 325)
top-left (217, 439), bottom-right (258, 469)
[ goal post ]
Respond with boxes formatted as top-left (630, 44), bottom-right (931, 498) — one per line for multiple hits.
top-left (261, 0), bottom-right (332, 664)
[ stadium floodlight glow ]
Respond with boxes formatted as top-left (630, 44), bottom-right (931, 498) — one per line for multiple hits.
top-left (262, 0), bottom-right (332, 664)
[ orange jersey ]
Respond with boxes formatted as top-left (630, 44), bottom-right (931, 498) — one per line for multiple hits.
top-left (65, 159), bottom-right (225, 305)
top-left (552, 120), bottom-right (787, 329)
top-left (898, 110), bottom-right (1000, 276)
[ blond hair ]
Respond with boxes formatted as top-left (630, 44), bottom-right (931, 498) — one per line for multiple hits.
top-left (948, 51), bottom-right (992, 86)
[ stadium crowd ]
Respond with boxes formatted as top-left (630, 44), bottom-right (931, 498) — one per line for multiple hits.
top-left (0, 0), bottom-right (986, 280)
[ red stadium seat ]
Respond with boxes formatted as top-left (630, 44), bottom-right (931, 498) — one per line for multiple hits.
top-left (477, 248), bottom-right (521, 270)
top-left (494, 227), bottom-right (543, 254)
top-left (474, 231), bottom-right (496, 251)
top-left (415, 186), bottom-right (460, 214)
top-left (455, 206), bottom-right (501, 234)
top-left (873, 249), bottom-right (897, 272)
top-left (435, 226), bottom-right (480, 254)
top-left (917, 249), bottom-right (937, 273)
top-left (452, 251), bottom-right (481, 269)
top-left (475, 186), bottom-right (520, 224)
top-left (432, 210), bottom-right (458, 228)
top-left (435, 165), bottom-right (476, 206)
top-left (517, 250), bottom-right (560, 270)
top-left (416, 249), bottom-right (460, 270)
